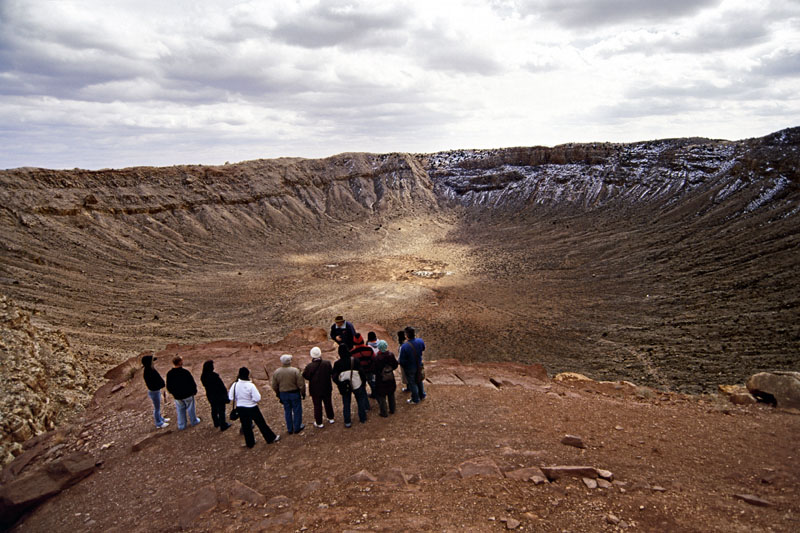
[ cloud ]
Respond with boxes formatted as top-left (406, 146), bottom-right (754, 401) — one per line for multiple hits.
top-left (516, 0), bottom-right (721, 28)
top-left (755, 48), bottom-right (800, 78)
top-left (269, 1), bottom-right (412, 49)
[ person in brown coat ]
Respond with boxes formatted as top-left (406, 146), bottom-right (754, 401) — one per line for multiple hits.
top-left (271, 354), bottom-right (306, 434)
top-left (373, 340), bottom-right (399, 417)
top-left (302, 346), bottom-right (335, 428)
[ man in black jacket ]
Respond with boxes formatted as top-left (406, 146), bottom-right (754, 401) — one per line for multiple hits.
top-left (166, 355), bottom-right (202, 430)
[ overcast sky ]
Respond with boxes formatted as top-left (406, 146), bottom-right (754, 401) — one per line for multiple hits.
top-left (1, 0), bottom-right (798, 170)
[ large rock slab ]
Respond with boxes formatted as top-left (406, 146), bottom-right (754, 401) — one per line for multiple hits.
top-left (458, 457), bottom-right (503, 478)
top-left (0, 452), bottom-right (96, 528)
top-left (540, 465), bottom-right (608, 481)
top-left (178, 484), bottom-right (219, 528)
top-left (746, 372), bottom-right (800, 408)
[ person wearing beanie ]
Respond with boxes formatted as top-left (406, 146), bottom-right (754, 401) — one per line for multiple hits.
top-left (200, 360), bottom-right (231, 432)
top-left (398, 326), bottom-right (427, 404)
top-left (271, 354), bottom-right (306, 434)
top-left (330, 315), bottom-right (356, 350)
top-left (302, 346), bottom-right (335, 428)
top-left (141, 353), bottom-right (170, 429)
top-left (229, 367), bottom-right (280, 448)
top-left (373, 340), bottom-right (399, 417)
top-left (166, 355), bottom-right (202, 430)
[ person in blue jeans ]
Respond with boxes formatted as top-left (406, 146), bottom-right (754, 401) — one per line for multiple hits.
top-left (398, 326), bottom-right (426, 404)
top-left (332, 344), bottom-right (368, 426)
top-left (271, 354), bottom-right (306, 434)
top-left (141, 353), bottom-right (170, 428)
top-left (166, 355), bottom-right (202, 430)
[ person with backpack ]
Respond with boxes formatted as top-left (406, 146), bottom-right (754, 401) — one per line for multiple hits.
top-left (200, 360), bottom-right (231, 432)
top-left (302, 346), bottom-right (335, 428)
top-left (373, 340), bottom-right (399, 417)
top-left (397, 330), bottom-right (409, 392)
top-left (229, 367), bottom-right (280, 448)
top-left (271, 354), bottom-right (306, 434)
top-left (350, 333), bottom-right (377, 401)
top-left (331, 344), bottom-right (368, 426)
top-left (141, 353), bottom-right (170, 429)
top-left (398, 326), bottom-right (426, 404)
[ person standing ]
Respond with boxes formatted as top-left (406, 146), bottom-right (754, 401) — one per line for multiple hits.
top-left (330, 315), bottom-right (356, 350)
top-left (229, 367), bottom-right (280, 448)
top-left (302, 347), bottom-right (335, 428)
top-left (350, 333), bottom-right (376, 401)
top-left (332, 344), bottom-right (367, 427)
top-left (398, 326), bottom-right (426, 404)
top-left (373, 340), bottom-right (399, 417)
top-left (271, 354), bottom-right (306, 434)
top-left (397, 330), bottom-right (408, 392)
top-left (200, 360), bottom-right (231, 432)
top-left (166, 355), bottom-right (201, 429)
top-left (366, 331), bottom-right (381, 354)
top-left (141, 353), bottom-right (170, 429)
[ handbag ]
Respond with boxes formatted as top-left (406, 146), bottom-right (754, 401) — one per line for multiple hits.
top-left (229, 382), bottom-right (240, 420)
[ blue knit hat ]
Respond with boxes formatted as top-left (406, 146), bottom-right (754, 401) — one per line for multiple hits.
top-left (377, 340), bottom-right (388, 352)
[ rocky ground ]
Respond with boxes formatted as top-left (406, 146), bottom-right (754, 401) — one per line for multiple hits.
top-left (1, 130), bottom-right (798, 530)
top-left (2, 326), bottom-right (798, 532)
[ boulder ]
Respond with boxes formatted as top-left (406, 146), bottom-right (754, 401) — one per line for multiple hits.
top-left (377, 468), bottom-right (409, 486)
top-left (553, 372), bottom-right (593, 382)
top-left (582, 477), bottom-right (598, 489)
top-left (178, 484), bottom-right (218, 528)
top-left (540, 466), bottom-right (605, 481)
top-left (560, 435), bottom-right (586, 449)
top-left (746, 372), bottom-right (800, 408)
top-left (0, 452), bottom-right (96, 528)
top-left (458, 457), bottom-right (503, 479)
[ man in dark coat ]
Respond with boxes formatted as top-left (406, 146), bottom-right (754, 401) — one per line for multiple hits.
top-left (166, 355), bottom-right (202, 430)
top-left (302, 347), bottom-right (335, 428)
top-left (350, 333), bottom-right (377, 400)
top-left (200, 360), bottom-right (231, 431)
top-left (398, 326), bottom-right (426, 404)
top-left (373, 340), bottom-right (399, 417)
top-left (330, 315), bottom-right (356, 350)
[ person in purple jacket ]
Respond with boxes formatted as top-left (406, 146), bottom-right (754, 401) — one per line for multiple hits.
top-left (398, 326), bottom-right (426, 404)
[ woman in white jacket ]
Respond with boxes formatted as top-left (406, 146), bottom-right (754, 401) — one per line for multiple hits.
top-left (229, 367), bottom-right (280, 448)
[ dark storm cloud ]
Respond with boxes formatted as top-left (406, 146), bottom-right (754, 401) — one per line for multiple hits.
top-left (270, 2), bottom-right (412, 49)
top-left (516, 0), bottom-right (721, 28)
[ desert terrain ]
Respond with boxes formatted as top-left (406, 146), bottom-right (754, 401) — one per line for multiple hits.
top-left (1, 128), bottom-right (799, 531)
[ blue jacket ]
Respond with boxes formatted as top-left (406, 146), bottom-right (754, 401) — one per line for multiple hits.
top-left (398, 338), bottom-right (425, 370)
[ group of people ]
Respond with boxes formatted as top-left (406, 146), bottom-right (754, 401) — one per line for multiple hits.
top-left (141, 315), bottom-right (426, 449)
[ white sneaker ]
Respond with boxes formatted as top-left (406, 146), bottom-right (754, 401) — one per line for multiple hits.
top-left (163, 418), bottom-right (171, 422)
top-left (328, 419), bottom-right (335, 424)
top-left (157, 422), bottom-right (169, 429)
top-left (314, 422), bottom-right (324, 428)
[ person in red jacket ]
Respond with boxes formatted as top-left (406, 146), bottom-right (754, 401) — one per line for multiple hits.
top-left (350, 333), bottom-right (376, 402)
top-left (302, 346), bottom-right (335, 428)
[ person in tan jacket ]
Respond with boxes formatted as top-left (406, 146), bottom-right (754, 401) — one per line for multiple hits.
top-left (271, 354), bottom-right (306, 434)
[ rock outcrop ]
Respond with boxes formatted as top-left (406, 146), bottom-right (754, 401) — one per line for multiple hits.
top-left (0, 296), bottom-right (91, 465)
top-left (746, 371), bottom-right (800, 408)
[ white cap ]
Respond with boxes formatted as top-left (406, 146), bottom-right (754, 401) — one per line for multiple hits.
top-left (310, 347), bottom-right (322, 360)
top-left (280, 354), bottom-right (292, 365)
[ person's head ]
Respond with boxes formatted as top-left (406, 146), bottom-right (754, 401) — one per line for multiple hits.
top-left (338, 344), bottom-right (350, 359)
top-left (280, 354), bottom-right (292, 366)
top-left (377, 340), bottom-right (388, 353)
top-left (353, 333), bottom-right (364, 345)
top-left (238, 367), bottom-right (250, 380)
top-left (397, 330), bottom-right (406, 343)
top-left (334, 315), bottom-right (345, 327)
top-left (310, 347), bottom-right (322, 360)
top-left (172, 355), bottom-right (183, 367)
top-left (141, 354), bottom-right (155, 369)
top-left (404, 326), bottom-right (416, 339)
top-left (201, 360), bottom-right (214, 374)
top-left (367, 331), bottom-right (377, 342)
